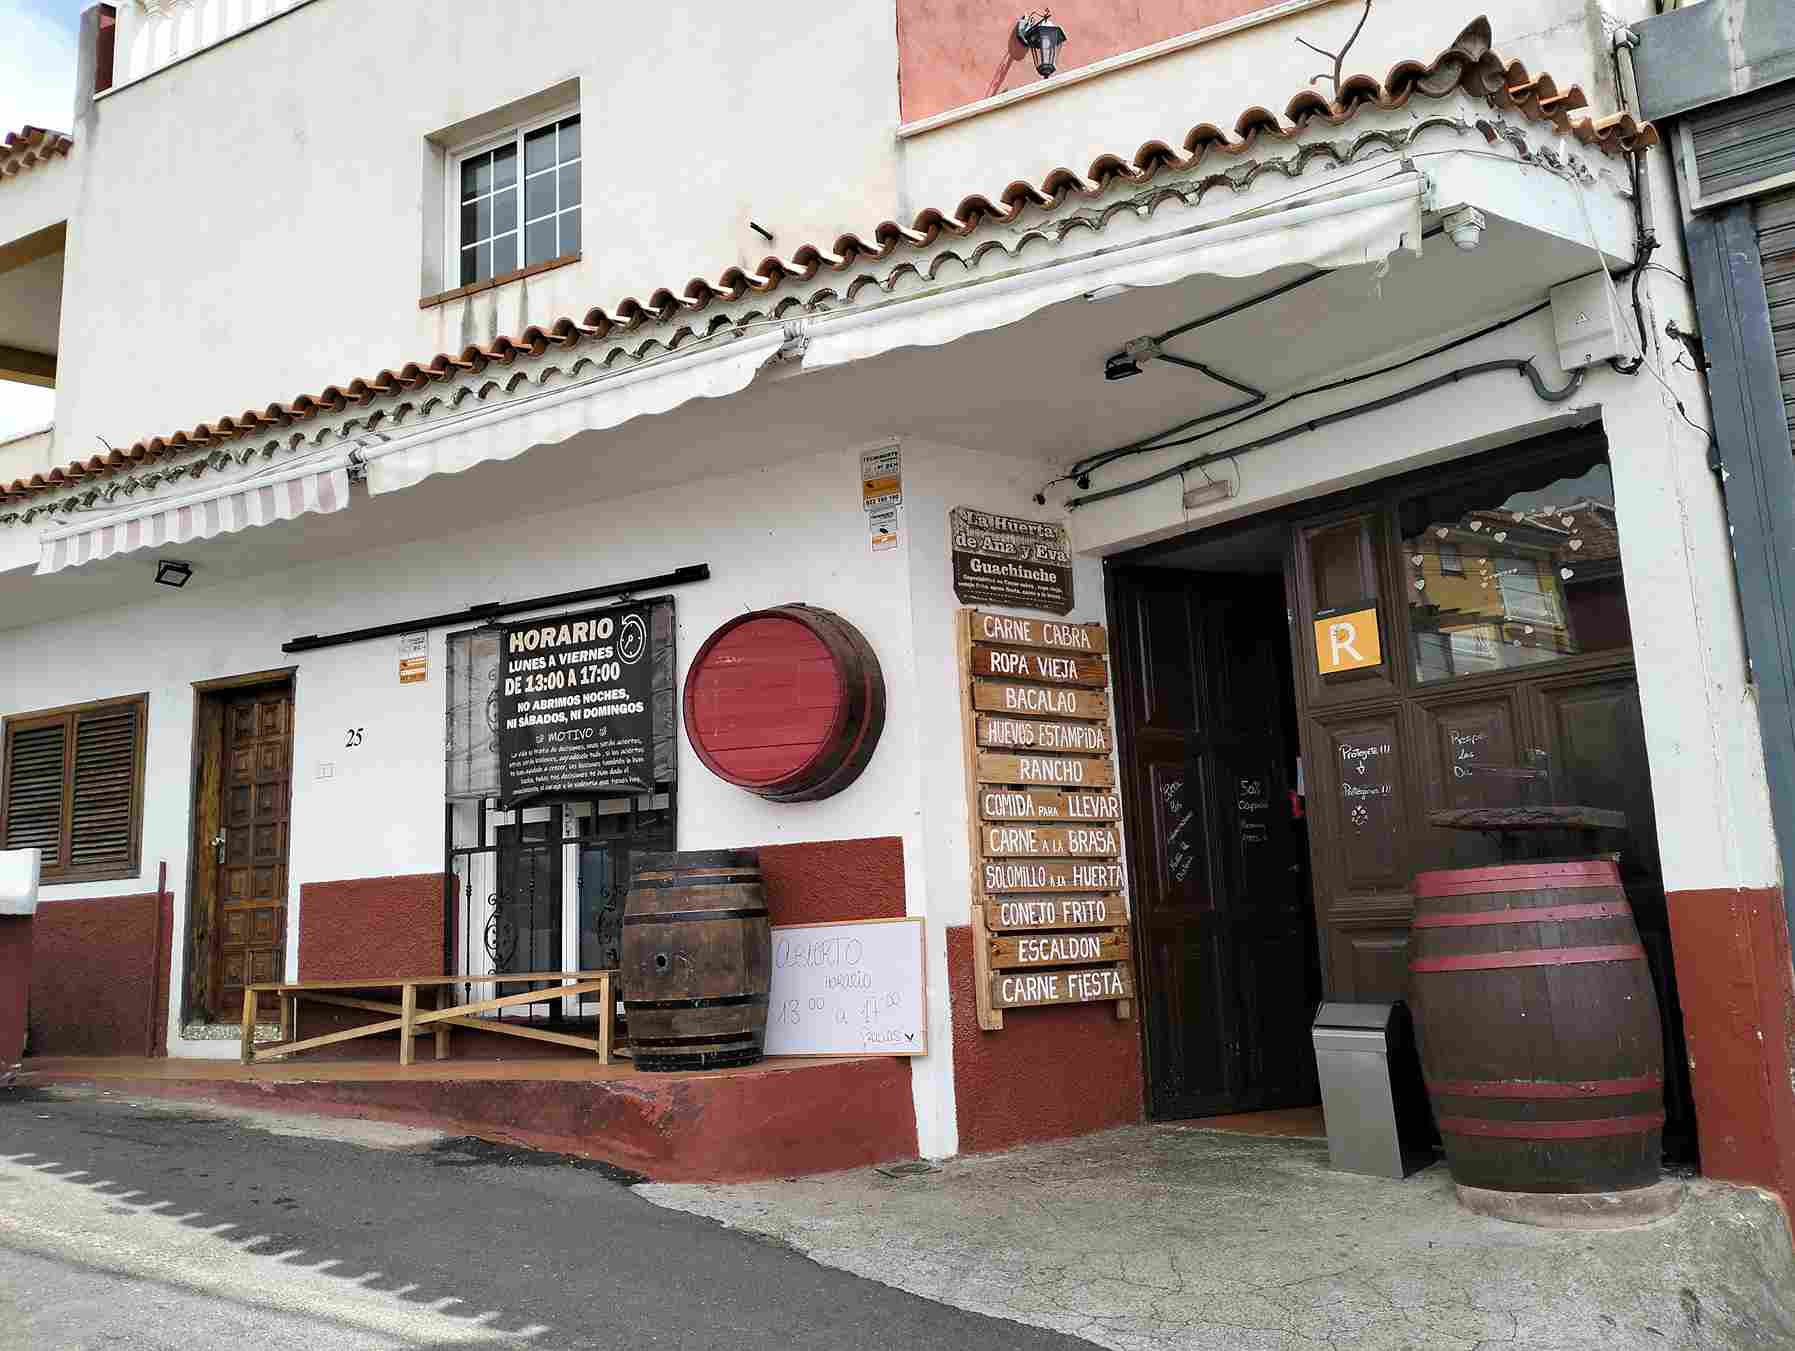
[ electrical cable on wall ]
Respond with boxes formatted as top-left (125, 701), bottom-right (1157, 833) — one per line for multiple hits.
top-left (1064, 353), bottom-right (1585, 511)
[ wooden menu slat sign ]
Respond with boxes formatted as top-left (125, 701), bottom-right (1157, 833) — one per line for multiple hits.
top-left (957, 606), bottom-right (1134, 1029)
top-left (982, 823), bottom-right (1119, 858)
top-left (986, 895), bottom-right (1128, 932)
top-left (972, 611), bottom-right (1109, 655)
top-left (992, 965), bottom-right (1135, 1009)
top-left (986, 894), bottom-right (1128, 931)
top-left (980, 787), bottom-right (1122, 822)
top-left (981, 859), bottom-right (1126, 894)
top-left (977, 715), bottom-right (1111, 754)
top-left (988, 930), bottom-right (1131, 969)
top-left (970, 644), bottom-right (1109, 688)
top-left (977, 753), bottom-right (1115, 789)
top-left (973, 680), bottom-right (1109, 721)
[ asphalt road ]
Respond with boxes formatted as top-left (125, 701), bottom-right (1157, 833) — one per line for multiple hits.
top-left (0, 1087), bottom-right (1090, 1351)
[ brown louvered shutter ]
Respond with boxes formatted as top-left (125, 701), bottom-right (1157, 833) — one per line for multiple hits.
top-left (2, 719), bottom-right (68, 862)
top-left (67, 701), bottom-right (141, 874)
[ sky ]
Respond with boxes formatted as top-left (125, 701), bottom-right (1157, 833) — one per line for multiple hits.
top-left (0, 0), bottom-right (81, 441)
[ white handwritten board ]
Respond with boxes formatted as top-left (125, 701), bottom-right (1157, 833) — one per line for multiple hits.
top-left (763, 917), bottom-right (927, 1057)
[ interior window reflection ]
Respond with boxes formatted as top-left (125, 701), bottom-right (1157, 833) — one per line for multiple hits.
top-left (1402, 458), bottom-right (1628, 684)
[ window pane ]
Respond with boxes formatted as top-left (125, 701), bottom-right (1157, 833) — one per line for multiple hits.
top-left (525, 218), bottom-right (556, 266)
top-left (1402, 455), bottom-right (1627, 684)
top-left (461, 241), bottom-right (491, 286)
top-left (525, 123), bottom-right (557, 175)
top-left (461, 152), bottom-right (491, 202)
top-left (493, 231), bottom-right (517, 277)
top-left (560, 208), bottom-right (580, 257)
top-left (460, 200), bottom-right (480, 246)
top-left (559, 163), bottom-right (580, 209)
top-left (525, 170), bottom-right (556, 223)
top-left (559, 115), bottom-right (580, 162)
top-left (492, 142), bottom-right (518, 189)
top-left (493, 186), bottom-right (517, 235)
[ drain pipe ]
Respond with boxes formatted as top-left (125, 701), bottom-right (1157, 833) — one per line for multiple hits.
top-left (1066, 359), bottom-right (1585, 510)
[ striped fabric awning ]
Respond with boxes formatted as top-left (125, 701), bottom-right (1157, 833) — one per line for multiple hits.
top-left (37, 462), bottom-right (351, 575)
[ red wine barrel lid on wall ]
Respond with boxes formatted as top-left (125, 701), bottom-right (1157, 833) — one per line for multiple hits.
top-left (683, 605), bottom-right (886, 802)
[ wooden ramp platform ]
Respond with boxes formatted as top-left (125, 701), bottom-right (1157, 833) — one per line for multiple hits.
top-left (19, 1053), bottom-right (919, 1183)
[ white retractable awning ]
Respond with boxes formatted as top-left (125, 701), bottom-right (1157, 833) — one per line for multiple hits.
top-left (362, 329), bottom-right (787, 496)
top-left (36, 459), bottom-right (351, 575)
top-left (801, 175), bottom-right (1426, 373)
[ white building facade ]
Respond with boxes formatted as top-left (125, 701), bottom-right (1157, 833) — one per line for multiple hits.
top-left (2, 0), bottom-right (1790, 1206)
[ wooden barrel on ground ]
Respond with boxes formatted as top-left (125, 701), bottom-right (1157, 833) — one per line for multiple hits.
top-left (622, 850), bottom-right (771, 1072)
top-left (1408, 858), bottom-right (1664, 1193)
top-left (683, 605), bottom-right (886, 803)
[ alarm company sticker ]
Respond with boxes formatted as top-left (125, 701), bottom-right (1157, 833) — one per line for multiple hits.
top-left (862, 444), bottom-right (902, 553)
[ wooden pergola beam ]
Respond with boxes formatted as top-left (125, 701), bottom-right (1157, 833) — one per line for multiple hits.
top-left (0, 345), bottom-right (55, 388)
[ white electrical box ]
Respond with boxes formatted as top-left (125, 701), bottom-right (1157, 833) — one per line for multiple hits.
top-left (1550, 271), bottom-right (1638, 371)
top-left (0, 847), bottom-right (40, 917)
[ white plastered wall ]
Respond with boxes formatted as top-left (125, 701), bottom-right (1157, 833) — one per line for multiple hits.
top-left (2, 430), bottom-right (1109, 1157)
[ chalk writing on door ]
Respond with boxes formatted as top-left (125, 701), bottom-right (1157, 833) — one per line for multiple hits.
top-left (1450, 729), bottom-right (1488, 780)
top-left (1237, 777), bottom-right (1269, 846)
top-left (1160, 776), bottom-right (1195, 883)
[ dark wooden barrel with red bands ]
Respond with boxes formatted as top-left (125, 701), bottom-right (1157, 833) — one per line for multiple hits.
top-left (1408, 858), bottom-right (1664, 1193)
top-left (622, 850), bottom-right (772, 1072)
top-left (683, 605), bottom-right (886, 803)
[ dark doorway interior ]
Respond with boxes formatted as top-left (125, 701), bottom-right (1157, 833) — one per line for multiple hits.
top-left (1110, 522), bottom-right (1324, 1120)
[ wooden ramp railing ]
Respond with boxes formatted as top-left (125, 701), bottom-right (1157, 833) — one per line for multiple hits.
top-left (241, 973), bottom-right (616, 1066)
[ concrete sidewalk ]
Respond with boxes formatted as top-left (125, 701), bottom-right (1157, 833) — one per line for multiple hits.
top-left (639, 1126), bottom-right (1795, 1351)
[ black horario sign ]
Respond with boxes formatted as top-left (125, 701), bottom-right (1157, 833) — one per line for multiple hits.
top-left (497, 602), bottom-right (659, 806)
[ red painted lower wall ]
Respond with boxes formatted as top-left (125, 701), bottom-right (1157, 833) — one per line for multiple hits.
top-left (757, 837), bottom-right (905, 925)
top-left (30, 1056), bottom-right (917, 1183)
top-left (298, 874), bottom-right (446, 980)
top-left (29, 891), bottom-right (172, 1058)
top-left (947, 924), bottom-right (1143, 1153)
top-left (0, 915), bottom-right (30, 1065)
top-left (1666, 886), bottom-right (1795, 1210)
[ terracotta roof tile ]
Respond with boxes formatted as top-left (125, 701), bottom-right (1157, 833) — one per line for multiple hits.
top-left (3, 17), bottom-right (1659, 508)
top-left (0, 125), bottom-right (72, 181)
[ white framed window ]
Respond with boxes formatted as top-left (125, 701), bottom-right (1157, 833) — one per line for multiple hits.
top-left (448, 108), bottom-right (581, 289)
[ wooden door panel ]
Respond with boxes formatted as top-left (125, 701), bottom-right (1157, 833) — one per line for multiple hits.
top-left (1310, 709), bottom-right (1410, 895)
top-left (1408, 690), bottom-right (1527, 873)
top-left (1294, 513), bottom-right (1399, 709)
top-left (1530, 674), bottom-right (1660, 880)
top-left (1327, 917), bottom-right (1412, 1003)
top-left (211, 685), bottom-right (294, 1018)
top-left (1115, 568), bottom-right (1320, 1120)
top-left (1131, 584), bottom-right (1198, 733)
top-left (1149, 757), bottom-right (1212, 911)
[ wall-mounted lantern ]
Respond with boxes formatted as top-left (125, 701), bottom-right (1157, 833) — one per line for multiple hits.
top-left (1016, 12), bottom-right (1067, 79)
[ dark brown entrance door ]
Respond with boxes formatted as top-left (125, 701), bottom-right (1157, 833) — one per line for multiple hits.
top-left (202, 684), bottom-right (294, 1018)
top-left (1111, 567), bottom-right (1321, 1119)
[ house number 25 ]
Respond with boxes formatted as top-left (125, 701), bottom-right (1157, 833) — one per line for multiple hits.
top-left (344, 728), bottom-right (365, 748)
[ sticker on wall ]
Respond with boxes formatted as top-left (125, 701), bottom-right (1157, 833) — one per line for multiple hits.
top-left (861, 444), bottom-right (903, 553)
top-left (1312, 605), bottom-right (1382, 676)
top-left (398, 631), bottom-right (428, 685)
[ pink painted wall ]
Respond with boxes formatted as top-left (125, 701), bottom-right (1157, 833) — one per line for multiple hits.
top-left (898, 0), bottom-right (1284, 121)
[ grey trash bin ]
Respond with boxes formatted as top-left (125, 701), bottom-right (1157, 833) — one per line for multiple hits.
top-left (1311, 1002), bottom-right (1429, 1179)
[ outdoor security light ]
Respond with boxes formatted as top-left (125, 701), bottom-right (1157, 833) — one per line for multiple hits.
top-left (154, 559), bottom-right (193, 588)
top-left (1441, 205), bottom-right (1487, 252)
top-left (1016, 13), bottom-right (1067, 79)
top-left (1104, 337), bottom-right (1161, 381)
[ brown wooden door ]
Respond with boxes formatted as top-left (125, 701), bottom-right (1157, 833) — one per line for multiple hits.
top-left (1112, 567), bottom-right (1321, 1119)
top-left (210, 686), bottom-right (293, 1016)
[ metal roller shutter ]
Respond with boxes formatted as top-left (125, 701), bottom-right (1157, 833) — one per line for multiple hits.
top-left (1758, 191), bottom-right (1795, 452)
